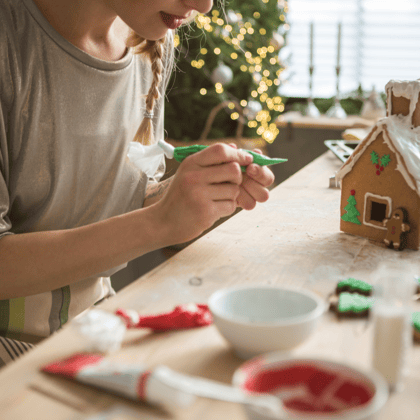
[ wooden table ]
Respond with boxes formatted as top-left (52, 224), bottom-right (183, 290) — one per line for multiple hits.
top-left (1, 152), bottom-right (420, 420)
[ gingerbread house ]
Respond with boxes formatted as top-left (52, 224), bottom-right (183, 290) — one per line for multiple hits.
top-left (336, 80), bottom-right (420, 250)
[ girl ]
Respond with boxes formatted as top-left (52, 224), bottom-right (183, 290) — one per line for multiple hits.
top-left (0, 0), bottom-right (275, 366)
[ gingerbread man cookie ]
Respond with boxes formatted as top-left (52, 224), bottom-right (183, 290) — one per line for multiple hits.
top-left (383, 208), bottom-right (410, 250)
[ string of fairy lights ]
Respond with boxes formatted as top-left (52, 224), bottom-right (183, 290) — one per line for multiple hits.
top-left (174, 0), bottom-right (289, 143)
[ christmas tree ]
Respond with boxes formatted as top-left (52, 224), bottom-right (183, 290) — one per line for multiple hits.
top-left (342, 191), bottom-right (362, 225)
top-left (164, 0), bottom-right (289, 143)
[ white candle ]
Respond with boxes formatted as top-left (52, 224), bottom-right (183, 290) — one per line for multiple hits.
top-left (337, 22), bottom-right (342, 68)
top-left (310, 22), bottom-right (314, 68)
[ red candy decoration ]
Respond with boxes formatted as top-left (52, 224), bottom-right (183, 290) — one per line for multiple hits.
top-left (376, 170), bottom-right (381, 175)
top-left (116, 304), bottom-right (213, 331)
top-left (350, 190), bottom-right (355, 196)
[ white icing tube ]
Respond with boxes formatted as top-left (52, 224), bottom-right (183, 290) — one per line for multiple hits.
top-left (151, 366), bottom-right (285, 416)
top-left (43, 354), bottom-right (284, 415)
top-left (157, 139), bottom-right (175, 159)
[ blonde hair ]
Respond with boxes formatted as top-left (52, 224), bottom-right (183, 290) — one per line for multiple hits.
top-left (127, 33), bottom-right (167, 145)
top-left (126, 11), bottom-right (200, 145)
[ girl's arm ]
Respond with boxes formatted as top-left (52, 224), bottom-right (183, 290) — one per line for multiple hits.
top-left (0, 204), bottom-right (164, 299)
top-left (143, 177), bottom-right (173, 208)
top-left (0, 144), bottom-right (257, 300)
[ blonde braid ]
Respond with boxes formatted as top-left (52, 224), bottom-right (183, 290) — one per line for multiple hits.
top-left (127, 33), bottom-right (166, 145)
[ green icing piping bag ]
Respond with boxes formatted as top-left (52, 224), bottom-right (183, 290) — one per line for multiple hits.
top-left (157, 140), bottom-right (287, 171)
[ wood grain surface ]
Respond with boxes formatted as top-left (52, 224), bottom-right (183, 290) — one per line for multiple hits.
top-left (0, 151), bottom-right (419, 420)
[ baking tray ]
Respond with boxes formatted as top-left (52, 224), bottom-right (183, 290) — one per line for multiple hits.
top-left (324, 140), bottom-right (360, 163)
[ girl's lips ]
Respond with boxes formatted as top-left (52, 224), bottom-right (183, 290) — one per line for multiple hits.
top-left (160, 12), bottom-right (184, 30)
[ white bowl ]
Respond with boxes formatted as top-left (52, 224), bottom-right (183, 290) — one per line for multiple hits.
top-left (233, 353), bottom-right (389, 420)
top-left (208, 285), bottom-right (326, 359)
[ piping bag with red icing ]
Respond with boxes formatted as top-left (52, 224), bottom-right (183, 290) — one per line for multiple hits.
top-left (64, 306), bottom-right (285, 413)
top-left (115, 303), bottom-right (212, 331)
top-left (42, 353), bottom-right (285, 414)
top-left (71, 304), bottom-right (213, 353)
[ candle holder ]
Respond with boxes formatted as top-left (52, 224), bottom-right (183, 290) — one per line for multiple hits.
top-left (304, 65), bottom-right (320, 117)
top-left (326, 65), bottom-right (347, 119)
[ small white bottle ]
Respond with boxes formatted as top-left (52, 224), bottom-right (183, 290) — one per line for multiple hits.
top-left (371, 264), bottom-right (416, 392)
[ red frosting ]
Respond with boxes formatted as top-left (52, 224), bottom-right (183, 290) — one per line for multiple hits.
top-left (242, 363), bottom-right (374, 414)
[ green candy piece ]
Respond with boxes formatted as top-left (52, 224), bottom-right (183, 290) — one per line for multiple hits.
top-left (338, 292), bottom-right (373, 313)
top-left (337, 278), bottom-right (373, 293)
top-left (173, 145), bottom-right (287, 171)
top-left (412, 312), bottom-right (420, 332)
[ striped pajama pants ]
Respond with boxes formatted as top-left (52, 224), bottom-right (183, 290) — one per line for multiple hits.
top-left (0, 337), bottom-right (35, 368)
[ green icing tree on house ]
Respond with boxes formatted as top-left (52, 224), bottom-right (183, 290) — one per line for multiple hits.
top-left (342, 191), bottom-right (362, 225)
top-left (164, 0), bottom-right (289, 143)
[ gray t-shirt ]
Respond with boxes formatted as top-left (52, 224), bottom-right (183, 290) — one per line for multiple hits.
top-left (0, 0), bottom-right (173, 342)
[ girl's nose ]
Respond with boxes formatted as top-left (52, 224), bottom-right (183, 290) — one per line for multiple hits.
top-left (185, 0), bottom-right (213, 15)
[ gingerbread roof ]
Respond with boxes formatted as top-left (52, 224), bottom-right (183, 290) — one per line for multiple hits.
top-left (337, 81), bottom-right (420, 197)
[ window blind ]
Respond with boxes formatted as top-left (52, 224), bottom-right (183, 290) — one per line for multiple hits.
top-left (279, 0), bottom-right (420, 98)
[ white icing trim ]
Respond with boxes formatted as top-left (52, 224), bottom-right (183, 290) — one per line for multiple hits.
top-left (337, 117), bottom-right (420, 197)
top-left (363, 193), bottom-right (392, 230)
top-left (385, 79), bottom-right (420, 124)
top-left (338, 80), bottom-right (420, 197)
top-left (336, 124), bottom-right (384, 180)
top-left (380, 125), bottom-right (418, 192)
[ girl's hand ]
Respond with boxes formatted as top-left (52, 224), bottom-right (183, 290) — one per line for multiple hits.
top-left (226, 145), bottom-right (275, 211)
top-left (153, 143), bottom-right (252, 245)
top-left (237, 148), bottom-right (275, 210)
